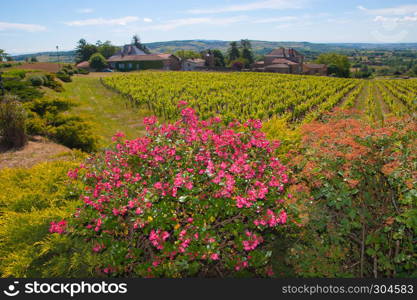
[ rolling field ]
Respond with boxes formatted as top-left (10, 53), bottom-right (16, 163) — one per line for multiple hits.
top-left (103, 71), bottom-right (416, 125)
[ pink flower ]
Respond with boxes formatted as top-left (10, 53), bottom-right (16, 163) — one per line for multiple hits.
top-left (279, 210), bottom-right (287, 224)
top-left (49, 220), bottom-right (67, 234)
top-left (177, 100), bottom-right (188, 108)
top-left (210, 253), bottom-right (219, 260)
top-left (112, 132), bottom-right (125, 141)
top-left (93, 243), bottom-right (105, 252)
top-left (154, 182), bottom-right (163, 189)
top-left (144, 116), bottom-right (157, 126)
top-left (184, 181), bottom-right (193, 190)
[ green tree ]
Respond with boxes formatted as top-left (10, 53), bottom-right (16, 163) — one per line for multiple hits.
top-left (0, 49), bottom-right (9, 61)
top-left (174, 50), bottom-right (202, 60)
top-left (200, 49), bottom-right (226, 67)
top-left (30, 56), bottom-right (38, 62)
top-left (316, 53), bottom-right (350, 77)
top-left (227, 41), bottom-right (240, 63)
top-left (88, 53), bottom-right (107, 71)
top-left (240, 39), bottom-right (254, 67)
top-left (212, 49), bottom-right (226, 67)
top-left (75, 39), bottom-right (98, 63)
top-left (97, 41), bottom-right (120, 59)
top-left (132, 35), bottom-right (150, 54)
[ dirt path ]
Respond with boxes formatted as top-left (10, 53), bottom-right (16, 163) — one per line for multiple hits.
top-left (354, 80), bottom-right (370, 111)
top-left (373, 83), bottom-right (391, 116)
top-left (0, 136), bottom-right (72, 170)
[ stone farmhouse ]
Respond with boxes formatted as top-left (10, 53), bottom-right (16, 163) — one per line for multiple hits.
top-left (181, 58), bottom-right (206, 71)
top-left (252, 47), bottom-right (327, 75)
top-left (107, 45), bottom-right (181, 71)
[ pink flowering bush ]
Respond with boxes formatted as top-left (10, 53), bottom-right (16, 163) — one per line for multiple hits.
top-left (57, 104), bottom-right (291, 277)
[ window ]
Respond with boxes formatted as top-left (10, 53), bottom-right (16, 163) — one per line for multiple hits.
top-left (119, 63), bottom-right (124, 69)
top-left (128, 63), bottom-right (132, 69)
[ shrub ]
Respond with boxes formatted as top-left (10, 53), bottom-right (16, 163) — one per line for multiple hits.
top-left (55, 105), bottom-right (293, 277)
top-left (28, 74), bottom-right (45, 86)
top-left (56, 72), bottom-right (72, 82)
top-left (0, 95), bottom-right (27, 149)
top-left (50, 116), bottom-right (97, 152)
top-left (288, 110), bottom-right (417, 277)
top-left (24, 96), bottom-right (73, 117)
top-left (3, 79), bottom-right (44, 102)
top-left (77, 68), bottom-right (89, 75)
top-left (4, 69), bottom-right (27, 79)
top-left (89, 53), bottom-right (107, 71)
top-left (229, 58), bottom-right (248, 70)
top-left (43, 73), bottom-right (64, 92)
top-left (0, 161), bottom-right (95, 277)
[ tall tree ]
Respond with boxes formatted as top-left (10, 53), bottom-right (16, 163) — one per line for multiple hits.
top-left (316, 53), bottom-right (350, 78)
top-left (75, 39), bottom-right (98, 63)
top-left (212, 49), bottom-right (226, 67)
top-left (97, 41), bottom-right (119, 59)
top-left (175, 50), bottom-right (202, 60)
top-left (227, 41), bottom-right (240, 62)
top-left (89, 53), bottom-right (107, 71)
top-left (0, 49), bottom-right (10, 61)
top-left (132, 35), bottom-right (151, 54)
top-left (240, 39), bottom-right (254, 67)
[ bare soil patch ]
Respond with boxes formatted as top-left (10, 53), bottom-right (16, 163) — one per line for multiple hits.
top-left (0, 136), bottom-right (72, 170)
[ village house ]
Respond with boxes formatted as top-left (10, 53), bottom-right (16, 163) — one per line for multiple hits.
top-left (303, 63), bottom-right (328, 76)
top-left (253, 47), bottom-right (327, 75)
top-left (107, 44), bottom-right (181, 71)
top-left (181, 58), bottom-right (206, 71)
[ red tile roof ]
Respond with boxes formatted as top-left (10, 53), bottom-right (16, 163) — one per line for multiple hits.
top-left (76, 61), bottom-right (90, 68)
top-left (271, 58), bottom-right (299, 65)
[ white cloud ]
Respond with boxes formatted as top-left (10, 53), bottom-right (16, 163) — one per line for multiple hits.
top-left (0, 22), bottom-right (46, 32)
top-left (374, 14), bottom-right (417, 23)
top-left (65, 16), bottom-right (139, 26)
top-left (252, 16), bottom-right (298, 23)
top-left (187, 0), bottom-right (304, 14)
top-left (76, 8), bottom-right (93, 14)
top-left (145, 16), bottom-right (247, 31)
top-left (143, 18), bottom-right (153, 23)
top-left (357, 4), bottom-right (417, 16)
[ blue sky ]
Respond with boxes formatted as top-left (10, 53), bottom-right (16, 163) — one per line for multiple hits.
top-left (1, 0), bottom-right (417, 54)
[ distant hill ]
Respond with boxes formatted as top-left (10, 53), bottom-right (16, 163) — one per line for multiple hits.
top-left (12, 50), bottom-right (76, 63)
top-left (12, 40), bottom-right (417, 62)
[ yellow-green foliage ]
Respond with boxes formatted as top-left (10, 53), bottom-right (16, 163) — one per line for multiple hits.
top-left (0, 161), bottom-right (83, 211)
top-left (262, 116), bottom-right (301, 156)
top-left (0, 161), bottom-right (95, 278)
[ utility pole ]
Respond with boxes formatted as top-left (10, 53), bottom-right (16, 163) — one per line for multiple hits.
top-left (56, 45), bottom-right (60, 62)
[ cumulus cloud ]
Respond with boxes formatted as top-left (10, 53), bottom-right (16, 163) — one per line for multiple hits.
top-left (143, 18), bottom-right (153, 23)
top-left (0, 22), bottom-right (46, 32)
top-left (65, 16), bottom-right (140, 26)
top-left (187, 0), bottom-right (304, 14)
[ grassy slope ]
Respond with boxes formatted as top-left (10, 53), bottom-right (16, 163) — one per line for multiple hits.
top-left (57, 75), bottom-right (150, 148)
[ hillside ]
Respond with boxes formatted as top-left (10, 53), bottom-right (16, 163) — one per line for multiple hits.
top-left (12, 40), bottom-right (417, 62)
